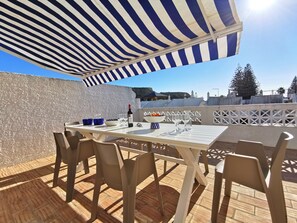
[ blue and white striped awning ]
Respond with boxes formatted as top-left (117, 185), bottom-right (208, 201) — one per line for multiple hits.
top-left (0, 0), bottom-right (242, 87)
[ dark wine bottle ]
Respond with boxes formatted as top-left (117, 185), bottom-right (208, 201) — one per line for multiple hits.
top-left (127, 104), bottom-right (133, 127)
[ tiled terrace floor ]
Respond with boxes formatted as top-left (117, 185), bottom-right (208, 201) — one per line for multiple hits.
top-left (0, 142), bottom-right (297, 223)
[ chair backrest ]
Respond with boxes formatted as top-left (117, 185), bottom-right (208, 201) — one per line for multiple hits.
top-left (64, 121), bottom-right (84, 139)
top-left (269, 132), bottom-right (293, 184)
top-left (224, 138), bottom-right (273, 192)
top-left (53, 132), bottom-right (70, 164)
top-left (224, 132), bottom-right (293, 193)
top-left (235, 140), bottom-right (269, 177)
top-left (224, 153), bottom-right (266, 192)
top-left (93, 141), bottom-right (125, 191)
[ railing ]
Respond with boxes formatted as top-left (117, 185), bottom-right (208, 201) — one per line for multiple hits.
top-left (138, 103), bottom-right (297, 127)
top-left (213, 107), bottom-right (296, 127)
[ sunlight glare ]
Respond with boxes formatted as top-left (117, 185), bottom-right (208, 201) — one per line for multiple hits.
top-left (249, 0), bottom-right (276, 11)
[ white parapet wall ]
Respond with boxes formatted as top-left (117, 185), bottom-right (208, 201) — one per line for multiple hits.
top-left (139, 104), bottom-right (297, 150)
top-left (0, 72), bottom-right (139, 167)
top-left (218, 125), bottom-right (297, 149)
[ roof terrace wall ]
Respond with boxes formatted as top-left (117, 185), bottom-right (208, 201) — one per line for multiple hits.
top-left (0, 72), bottom-right (138, 167)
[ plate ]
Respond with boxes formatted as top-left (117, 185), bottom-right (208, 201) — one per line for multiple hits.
top-left (105, 120), bottom-right (119, 126)
top-left (143, 116), bottom-right (165, 123)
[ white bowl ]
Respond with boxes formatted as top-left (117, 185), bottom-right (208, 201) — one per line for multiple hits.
top-left (143, 116), bottom-right (165, 123)
top-left (105, 120), bottom-right (119, 126)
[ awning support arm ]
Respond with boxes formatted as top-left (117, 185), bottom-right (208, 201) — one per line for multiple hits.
top-left (197, 0), bottom-right (216, 43)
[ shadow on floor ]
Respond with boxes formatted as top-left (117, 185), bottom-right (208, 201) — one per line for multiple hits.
top-left (0, 178), bottom-right (85, 222)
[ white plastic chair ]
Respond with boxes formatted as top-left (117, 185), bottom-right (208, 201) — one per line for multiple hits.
top-left (53, 132), bottom-right (94, 202)
top-left (211, 132), bottom-right (293, 223)
top-left (91, 141), bottom-right (164, 223)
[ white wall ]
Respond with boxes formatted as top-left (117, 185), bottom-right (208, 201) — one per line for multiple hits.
top-left (0, 72), bottom-right (138, 167)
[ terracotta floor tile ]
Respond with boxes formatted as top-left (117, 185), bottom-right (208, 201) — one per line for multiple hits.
top-left (254, 207), bottom-right (271, 220)
top-left (288, 216), bottom-right (297, 223)
top-left (285, 191), bottom-right (297, 202)
top-left (234, 209), bottom-right (271, 223)
top-left (0, 143), bottom-right (296, 223)
top-left (237, 194), bottom-right (269, 209)
top-left (288, 206), bottom-right (297, 218)
top-left (292, 200), bottom-right (297, 209)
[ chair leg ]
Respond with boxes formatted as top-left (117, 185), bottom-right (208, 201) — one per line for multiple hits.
top-left (82, 159), bottom-right (90, 174)
top-left (53, 155), bottom-right (62, 187)
top-left (127, 139), bottom-right (133, 159)
top-left (267, 183), bottom-right (287, 223)
top-left (266, 191), bottom-right (278, 223)
top-left (123, 185), bottom-right (137, 223)
top-left (201, 151), bottom-right (209, 173)
top-left (153, 168), bottom-right (164, 215)
top-left (224, 179), bottom-right (232, 197)
top-left (66, 161), bottom-right (77, 202)
top-left (211, 170), bottom-right (223, 223)
top-left (90, 176), bottom-right (103, 222)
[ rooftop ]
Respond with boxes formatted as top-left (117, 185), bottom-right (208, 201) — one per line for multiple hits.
top-left (1, 142), bottom-right (296, 223)
top-left (141, 98), bottom-right (204, 108)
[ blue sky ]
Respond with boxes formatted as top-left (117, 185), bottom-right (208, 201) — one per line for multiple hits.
top-left (1, 0), bottom-right (297, 99)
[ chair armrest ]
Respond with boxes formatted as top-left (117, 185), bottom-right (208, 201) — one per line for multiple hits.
top-left (224, 154), bottom-right (266, 192)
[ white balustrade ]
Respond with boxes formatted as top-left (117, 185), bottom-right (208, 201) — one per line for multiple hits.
top-left (143, 109), bottom-right (202, 124)
top-left (139, 104), bottom-right (297, 127)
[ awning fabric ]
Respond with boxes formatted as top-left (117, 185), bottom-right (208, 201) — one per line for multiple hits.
top-left (0, 0), bottom-right (242, 87)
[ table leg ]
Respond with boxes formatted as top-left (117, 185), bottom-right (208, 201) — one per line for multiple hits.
top-left (174, 165), bottom-right (196, 222)
top-left (176, 148), bottom-right (207, 186)
top-left (147, 142), bottom-right (152, 152)
top-left (174, 147), bottom-right (207, 222)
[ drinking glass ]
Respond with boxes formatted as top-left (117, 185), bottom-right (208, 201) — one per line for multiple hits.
top-left (122, 115), bottom-right (128, 127)
top-left (118, 114), bottom-right (125, 126)
top-left (183, 112), bottom-right (191, 131)
top-left (172, 113), bottom-right (181, 133)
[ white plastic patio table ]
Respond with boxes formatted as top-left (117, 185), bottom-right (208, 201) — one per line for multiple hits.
top-left (66, 122), bottom-right (227, 222)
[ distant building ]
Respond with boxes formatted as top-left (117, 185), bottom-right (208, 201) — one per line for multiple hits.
top-left (206, 96), bottom-right (242, 106)
top-left (250, 95), bottom-right (283, 104)
top-left (160, 92), bottom-right (191, 100)
top-left (141, 91), bottom-right (168, 101)
top-left (288, 93), bottom-right (297, 103)
top-left (141, 98), bottom-right (204, 108)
